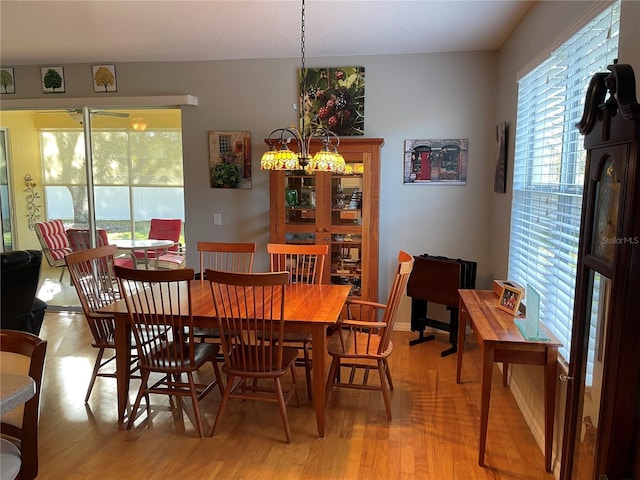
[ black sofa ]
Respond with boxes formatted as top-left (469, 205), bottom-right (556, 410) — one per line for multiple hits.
top-left (1, 250), bottom-right (48, 336)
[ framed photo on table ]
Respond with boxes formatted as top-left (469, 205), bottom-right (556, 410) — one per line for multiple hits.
top-left (498, 282), bottom-right (524, 315)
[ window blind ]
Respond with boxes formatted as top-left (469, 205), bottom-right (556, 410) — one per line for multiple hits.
top-left (509, 1), bottom-right (620, 362)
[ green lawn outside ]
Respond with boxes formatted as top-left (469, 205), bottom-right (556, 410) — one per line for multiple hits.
top-left (76, 220), bottom-right (185, 246)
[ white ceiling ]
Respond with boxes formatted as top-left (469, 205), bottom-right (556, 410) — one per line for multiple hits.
top-left (0, 0), bottom-right (534, 66)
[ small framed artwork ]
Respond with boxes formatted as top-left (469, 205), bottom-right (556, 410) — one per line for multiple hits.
top-left (498, 281), bottom-right (524, 316)
top-left (404, 138), bottom-right (469, 185)
top-left (208, 130), bottom-right (251, 189)
top-left (41, 66), bottom-right (65, 93)
top-left (1, 67), bottom-right (16, 94)
top-left (92, 64), bottom-right (117, 92)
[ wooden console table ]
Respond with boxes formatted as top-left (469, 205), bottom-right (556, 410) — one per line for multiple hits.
top-left (456, 289), bottom-right (561, 473)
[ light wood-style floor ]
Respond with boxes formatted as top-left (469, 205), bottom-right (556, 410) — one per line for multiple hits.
top-left (35, 311), bottom-right (556, 480)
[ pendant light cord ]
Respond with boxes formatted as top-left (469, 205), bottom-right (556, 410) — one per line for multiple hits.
top-left (300, 0), bottom-right (306, 141)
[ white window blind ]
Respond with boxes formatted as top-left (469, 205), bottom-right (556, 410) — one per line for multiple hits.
top-left (509, 1), bottom-right (620, 361)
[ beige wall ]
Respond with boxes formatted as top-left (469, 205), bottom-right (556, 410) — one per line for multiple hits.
top-left (2, 52), bottom-right (499, 315)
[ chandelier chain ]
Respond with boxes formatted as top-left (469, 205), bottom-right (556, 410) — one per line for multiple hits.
top-left (300, 0), bottom-right (306, 138)
top-left (260, 0), bottom-right (345, 173)
top-left (301, 0), bottom-right (306, 71)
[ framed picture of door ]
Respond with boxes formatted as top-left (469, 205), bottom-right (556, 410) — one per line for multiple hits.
top-left (403, 138), bottom-right (468, 185)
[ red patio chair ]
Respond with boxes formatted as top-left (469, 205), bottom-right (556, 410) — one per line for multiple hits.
top-left (66, 228), bottom-right (135, 269)
top-left (132, 218), bottom-right (185, 269)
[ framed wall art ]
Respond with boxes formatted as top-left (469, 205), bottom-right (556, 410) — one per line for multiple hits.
top-left (494, 121), bottom-right (508, 193)
top-left (208, 130), bottom-right (251, 189)
top-left (299, 66), bottom-right (365, 136)
top-left (403, 138), bottom-right (469, 185)
top-left (92, 64), bottom-right (117, 92)
top-left (41, 66), bottom-right (65, 93)
top-left (1, 67), bottom-right (15, 94)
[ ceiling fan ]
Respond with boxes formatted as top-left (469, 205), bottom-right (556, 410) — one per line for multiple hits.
top-left (69, 108), bottom-right (129, 118)
top-left (38, 109), bottom-right (130, 124)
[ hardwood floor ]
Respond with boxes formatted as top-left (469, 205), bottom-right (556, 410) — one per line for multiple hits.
top-left (35, 311), bottom-right (556, 479)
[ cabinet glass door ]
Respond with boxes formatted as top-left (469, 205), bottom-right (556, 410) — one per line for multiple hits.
top-left (284, 172), bottom-right (317, 244)
top-left (330, 161), bottom-right (364, 296)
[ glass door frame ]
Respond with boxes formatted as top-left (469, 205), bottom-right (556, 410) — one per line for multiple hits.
top-left (0, 127), bottom-right (15, 252)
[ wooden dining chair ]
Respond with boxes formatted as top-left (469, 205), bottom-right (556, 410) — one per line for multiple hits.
top-left (65, 245), bottom-right (138, 402)
top-left (325, 250), bottom-right (414, 420)
top-left (0, 330), bottom-right (47, 480)
top-left (194, 241), bottom-right (257, 342)
top-left (197, 241), bottom-right (256, 280)
top-left (266, 243), bottom-right (328, 400)
top-left (267, 243), bottom-right (327, 284)
top-left (206, 269), bottom-right (299, 443)
top-left (114, 266), bottom-right (223, 438)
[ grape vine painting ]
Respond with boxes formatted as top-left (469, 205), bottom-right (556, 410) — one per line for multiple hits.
top-left (41, 66), bottom-right (65, 94)
top-left (92, 64), bottom-right (117, 93)
top-left (299, 67), bottom-right (365, 137)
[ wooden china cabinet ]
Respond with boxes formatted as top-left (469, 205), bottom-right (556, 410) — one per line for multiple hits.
top-left (268, 137), bottom-right (383, 302)
top-left (560, 64), bottom-right (640, 480)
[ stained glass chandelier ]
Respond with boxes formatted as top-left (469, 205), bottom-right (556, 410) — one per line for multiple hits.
top-left (260, 0), bottom-right (345, 173)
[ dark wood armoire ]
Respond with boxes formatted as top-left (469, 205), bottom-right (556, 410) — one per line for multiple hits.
top-left (560, 63), bottom-right (640, 480)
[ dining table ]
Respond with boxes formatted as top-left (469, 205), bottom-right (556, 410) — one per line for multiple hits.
top-left (99, 279), bottom-right (351, 438)
top-left (112, 239), bottom-right (175, 269)
top-left (0, 373), bottom-right (36, 415)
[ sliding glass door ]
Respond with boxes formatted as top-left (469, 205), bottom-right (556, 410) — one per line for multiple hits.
top-left (40, 116), bottom-right (185, 242)
top-left (0, 107), bottom-right (184, 308)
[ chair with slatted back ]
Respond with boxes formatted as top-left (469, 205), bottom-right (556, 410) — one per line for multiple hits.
top-left (197, 241), bottom-right (256, 280)
top-left (194, 241), bottom-right (256, 342)
top-left (266, 243), bottom-right (328, 401)
top-left (206, 269), bottom-right (299, 443)
top-left (0, 330), bottom-right (47, 480)
top-left (66, 228), bottom-right (134, 268)
top-left (132, 218), bottom-right (185, 270)
top-left (34, 219), bottom-right (72, 282)
top-left (114, 266), bottom-right (223, 438)
top-left (326, 251), bottom-right (414, 420)
top-left (267, 243), bottom-right (327, 285)
top-left (65, 245), bottom-right (139, 403)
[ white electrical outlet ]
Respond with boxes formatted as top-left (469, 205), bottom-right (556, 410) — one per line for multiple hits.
top-left (214, 213), bottom-right (222, 225)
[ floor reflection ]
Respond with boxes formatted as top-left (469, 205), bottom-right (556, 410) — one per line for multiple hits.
top-left (38, 264), bottom-right (81, 310)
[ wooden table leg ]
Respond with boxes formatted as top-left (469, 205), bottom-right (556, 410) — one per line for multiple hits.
top-left (503, 362), bottom-right (509, 387)
top-left (456, 303), bottom-right (468, 384)
top-left (311, 324), bottom-right (327, 438)
top-left (543, 347), bottom-right (558, 473)
top-left (478, 339), bottom-right (494, 467)
top-left (114, 313), bottom-right (131, 423)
